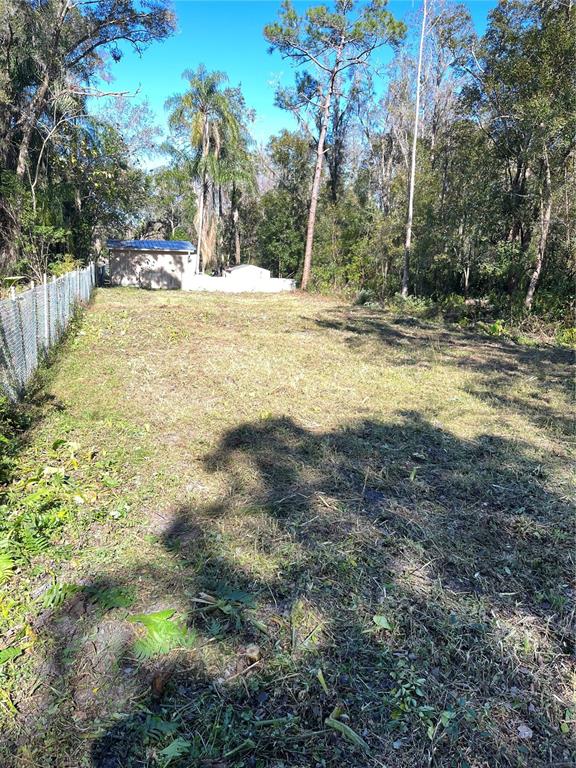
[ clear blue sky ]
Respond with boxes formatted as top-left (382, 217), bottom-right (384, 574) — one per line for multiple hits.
top-left (99, 1), bottom-right (498, 147)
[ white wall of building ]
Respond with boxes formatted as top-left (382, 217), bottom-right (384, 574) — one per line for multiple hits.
top-left (183, 273), bottom-right (295, 293)
top-left (109, 249), bottom-right (199, 289)
top-left (109, 250), bottom-right (295, 293)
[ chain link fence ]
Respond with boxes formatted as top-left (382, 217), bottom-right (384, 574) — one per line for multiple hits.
top-left (0, 264), bottom-right (96, 401)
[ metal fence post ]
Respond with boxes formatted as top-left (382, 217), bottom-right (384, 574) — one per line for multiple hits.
top-left (11, 287), bottom-right (25, 394)
top-left (52, 275), bottom-right (57, 340)
top-left (30, 280), bottom-right (37, 376)
top-left (43, 273), bottom-right (50, 349)
top-left (9, 287), bottom-right (17, 392)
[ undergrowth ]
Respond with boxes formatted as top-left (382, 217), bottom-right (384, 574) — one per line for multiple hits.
top-left (356, 291), bottom-right (576, 348)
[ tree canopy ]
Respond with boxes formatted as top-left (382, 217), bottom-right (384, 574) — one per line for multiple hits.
top-left (0, 0), bottom-right (573, 325)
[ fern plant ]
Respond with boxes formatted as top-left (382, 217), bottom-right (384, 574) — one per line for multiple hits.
top-left (42, 581), bottom-right (80, 608)
top-left (142, 713), bottom-right (179, 741)
top-left (0, 431), bottom-right (81, 588)
top-left (89, 585), bottom-right (135, 610)
top-left (158, 737), bottom-right (191, 765)
top-left (0, 547), bottom-right (14, 585)
top-left (17, 516), bottom-right (52, 555)
top-left (128, 610), bottom-right (197, 660)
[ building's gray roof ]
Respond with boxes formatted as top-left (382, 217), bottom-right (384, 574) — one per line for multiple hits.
top-left (107, 239), bottom-right (196, 253)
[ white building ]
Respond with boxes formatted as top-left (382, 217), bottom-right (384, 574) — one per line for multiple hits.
top-left (107, 240), bottom-right (295, 293)
top-left (107, 240), bottom-right (198, 290)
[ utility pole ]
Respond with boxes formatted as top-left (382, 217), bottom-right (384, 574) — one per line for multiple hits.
top-left (402, 0), bottom-right (427, 298)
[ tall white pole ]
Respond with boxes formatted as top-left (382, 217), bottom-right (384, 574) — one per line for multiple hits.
top-left (402, 0), bottom-right (427, 298)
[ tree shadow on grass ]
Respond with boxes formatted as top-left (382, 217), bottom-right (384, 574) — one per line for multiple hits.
top-left (3, 414), bottom-right (574, 768)
top-left (314, 305), bottom-right (574, 437)
top-left (314, 305), bottom-right (572, 378)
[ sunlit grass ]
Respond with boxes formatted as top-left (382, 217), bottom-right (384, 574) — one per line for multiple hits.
top-left (1, 288), bottom-right (573, 768)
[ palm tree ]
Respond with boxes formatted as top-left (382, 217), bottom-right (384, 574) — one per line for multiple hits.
top-left (215, 88), bottom-right (256, 265)
top-left (165, 65), bottom-right (240, 271)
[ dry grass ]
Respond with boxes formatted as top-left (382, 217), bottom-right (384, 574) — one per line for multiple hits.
top-left (1, 288), bottom-right (574, 768)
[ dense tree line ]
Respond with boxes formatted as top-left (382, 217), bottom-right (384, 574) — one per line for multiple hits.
top-left (0, 0), bottom-right (174, 278)
top-left (243, 0), bottom-right (574, 315)
top-left (0, 0), bottom-right (574, 320)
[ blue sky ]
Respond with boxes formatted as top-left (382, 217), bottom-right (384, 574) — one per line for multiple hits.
top-left (98, 1), bottom-right (498, 149)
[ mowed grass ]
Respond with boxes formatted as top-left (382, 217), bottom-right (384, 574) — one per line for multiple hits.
top-left (1, 287), bottom-right (574, 768)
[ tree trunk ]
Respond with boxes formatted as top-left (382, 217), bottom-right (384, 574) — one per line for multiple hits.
top-left (463, 265), bottom-right (470, 296)
top-left (196, 118), bottom-right (210, 271)
top-left (382, 255), bottom-right (389, 297)
top-left (16, 0), bottom-right (73, 179)
top-left (525, 146), bottom-right (552, 311)
top-left (17, 0), bottom-right (70, 177)
top-left (197, 175), bottom-right (207, 272)
top-left (401, 0), bottom-right (427, 298)
top-left (380, 137), bottom-right (394, 214)
top-left (16, 72), bottom-right (51, 179)
top-left (233, 207), bottom-right (241, 265)
top-left (301, 67), bottom-right (339, 291)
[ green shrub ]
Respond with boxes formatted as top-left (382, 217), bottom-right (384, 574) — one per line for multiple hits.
top-left (441, 293), bottom-right (466, 311)
top-left (387, 293), bottom-right (434, 316)
top-left (354, 288), bottom-right (375, 306)
top-left (49, 254), bottom-right (80, 277)
top-left (0, 397), bottom-right (27, 486)
top-left (486, 319), bottom-right (506, 337)
top-left (556, 327), bottom-right (576, 348)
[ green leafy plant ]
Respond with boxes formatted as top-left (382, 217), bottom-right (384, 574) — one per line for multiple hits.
top-left (354, 288), bottom-right (375, 306)
top-left (0, 439), bottom-right (84, 580)
top-left (158, 737), bottom-right (192, 765)
top-left (560, 707), bottom-right (575, 734)
top-left (325, 716), bottom-right (369, 752)
top-left (486, 319), bottom-right (506, 337)
top-left (193, 588), bottom-right (255, 632)
top-left (141, 713), bottom-right (179, 740)
top-left (0, 647), bottom-right (23, 665)
top-left (372, 614), bottom-right (393, 631)
top-left (388, 660), bottom-right (436, 734)
top-left (0, 546), bottom-right (14, 585)
top-left (89, 586), bottom-right (135, 611)
top-left (128, 609), bottom-right (197, 660)
top-left (556, 327), bottom-right (576, 347)
top-left (42, 581), bottom-right (80, 608)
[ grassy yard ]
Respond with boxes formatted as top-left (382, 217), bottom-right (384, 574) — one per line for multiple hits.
top-left (1, 288), bottom-right (574, 768)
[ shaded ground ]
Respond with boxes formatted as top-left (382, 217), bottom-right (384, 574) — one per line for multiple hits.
top-left (0, 289), bottom-right (574, 768)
